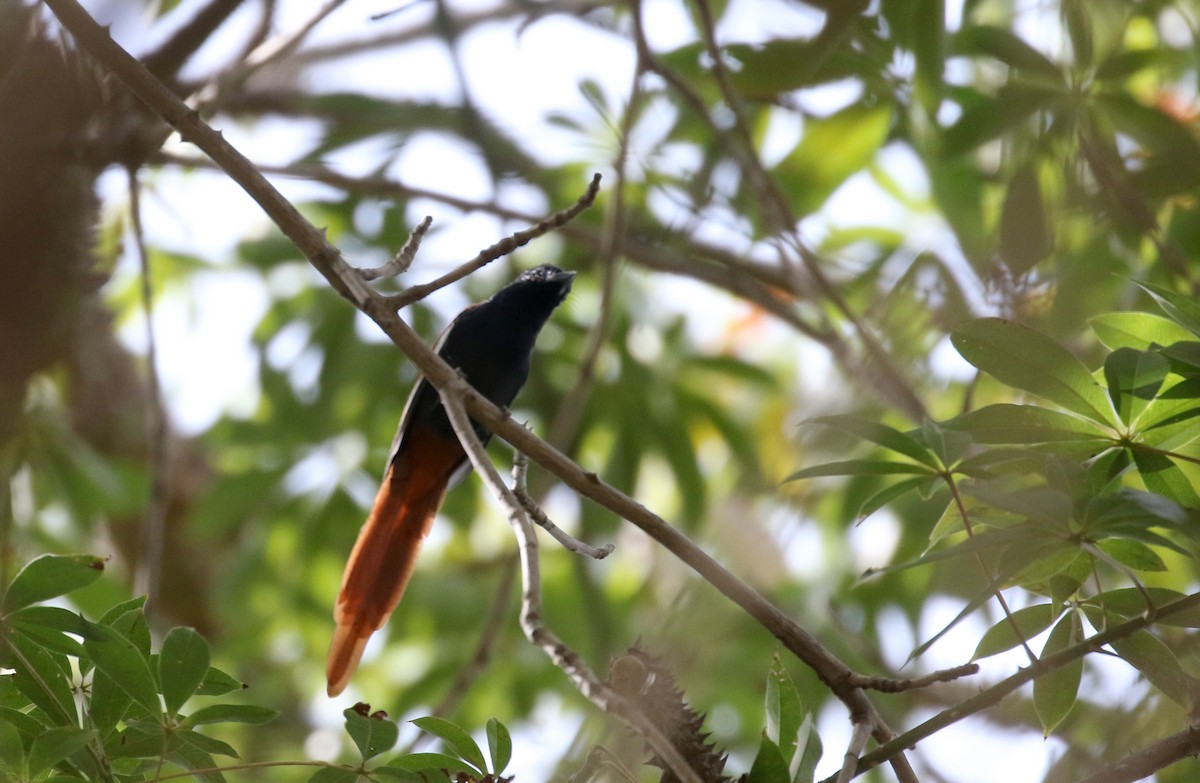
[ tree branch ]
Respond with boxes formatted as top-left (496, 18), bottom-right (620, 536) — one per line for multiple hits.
top-left (1077, 725), bottom-right (1200, 783)
top-left (438, 380), bottom-right (703, 783)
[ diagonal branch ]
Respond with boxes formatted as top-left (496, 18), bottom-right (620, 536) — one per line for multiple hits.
top-left (437, 379), bottom-right (703, 783)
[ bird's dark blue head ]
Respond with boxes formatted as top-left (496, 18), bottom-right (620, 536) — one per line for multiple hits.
top-left (488, 265), bottom-right (575, 321)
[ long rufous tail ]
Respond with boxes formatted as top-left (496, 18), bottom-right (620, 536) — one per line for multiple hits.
top-left (326, 434), bottom-right (461, 696)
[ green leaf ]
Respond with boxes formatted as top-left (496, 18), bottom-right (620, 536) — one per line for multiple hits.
top-left (484, 718), bottom-right (511, 776)
top-left (2, 555), bottom-right (105, 613)
top-left (1095, 539), bottom-right (1167, 572)
top-left (5, 607), bottom-right (87, 657)
top-left (746, 734), bottom-right (791, 783)
top-left (777, 104), bottom-right (892, 216)
top-left (166, 737), bottom-right (225, 783)
top-left (857, 476), bottom-right (938, 520)
top-left (26, 726), bottom-right (95, 777)
top-left (1089, 312), bottom-right (1195, 351)
top-left (942, 85), bottom-right (1060, 157)
top-left (344, 708), bottom-right (399, 762)
top-left (919, 418), bottom-right (973, 466)
top-left (1104, 348), bottom-right (1169, 425)
top-left (83, 623), bottom-right (161, 716)
top-left (195, 667), bottom-right (246, 696)
top-left (159, 627), bottom-right (211, 716)
top-left (409, 717), bottom-right (486, 773)
top-left (951, 318), bottom-right (1114, 423)
top-left (807, 416), bottom-right (940, 467)
top-left (912, 0), bottom-right (945, 112)
top-left (1109, 631), bottom-right (1200, 709)
top-left (1095, 49), bottom-right (1172, 81)
top-left (1088, 588), bottom-right (1200, 627)
top-left (972, 604), bottom-right (1058, 660)
top-left (178, 728), bottom-right (239, 758)
top-left (783, 460), bottom-right (934, 482)
top-left (1034, 612), bottom-right (1082, 735)
top-left (89, 668), bottom-right (132, 737)
top-left (183, 704), bottom-right (278, 727)
top-left (1130, 449), bottom-right (1200, 508)
top-left (765, 656), bottom-right (804, 766)
top-left (953, 26), bottom-right (1063, 82)
top-left (387, 752), bottom-right (480, 777)
top-left (999, 163), bottom-right (1051, 275)
top-left (0, 714), bottom-right (24, 770)
top-left (5, 633), bottom-right (76, 725)
top-left (1137, 281), bottom-right (1200, 338)
top-left (1062, 0), bottom-right (1093, 68)
top-left (945, 404), bottom-right (1107, 444)
top-left (792, 712), bottom-right (822, 783)
top-left (308, 767), bottom-right (361, 783)
top-left (1094, 96), bottom-right (1200, 195)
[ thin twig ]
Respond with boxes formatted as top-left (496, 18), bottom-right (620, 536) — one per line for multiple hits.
top-left (944, 471), bottom-right (1038, 664)
top-left (838, 590), bottom-right (1200, 780)
top-left (848, 662), bottom-right (979, 693)
top-left (836, 722), bottom-right (873, 783)
top-left (195, 0), bottom-right (352, 114)
top-left (358, 215), bottom-right (432, 281)
top-left (382, 173), bottom-right (602, 310)
top-left (128, 167), bottom-right (170, 616)
top-left (1077, 725), bottom-right (1200, 783)
top-left (152, 154), bottom-right (834, 341)
top-left (512, 453), bottom-right (613, 560)
top-left (438, 380), bottom-right (702, 783)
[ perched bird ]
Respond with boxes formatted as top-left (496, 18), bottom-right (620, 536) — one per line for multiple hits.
top-left (327, 265), bottom-right (575, 697)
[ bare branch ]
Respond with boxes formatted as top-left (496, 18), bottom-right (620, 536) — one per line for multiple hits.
top-left (1077, 726), bottom-right (1200, 783)
top-left (843, 591), bottom-right (1200, 780)
top-left (837, 722), bottom-right (873, 783)
top-left (382, 172), bottom-right (601, 310)
top-left (849, 663), bottom-right (980, 694)
top-left (437, 378), bottom-right (703, 783)
top-left (127, 167), bottom-right (170, 617)
top-left (358, 215), bottom-right (432, 281)
top-left (512, 453), bottom-right (613, 560)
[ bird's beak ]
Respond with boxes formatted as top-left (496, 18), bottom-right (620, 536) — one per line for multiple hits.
top-left (555, 269), bottom-right (576, 293)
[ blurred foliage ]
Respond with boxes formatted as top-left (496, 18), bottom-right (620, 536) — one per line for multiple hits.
top-left (7, 0), bottom-right (1200, 781)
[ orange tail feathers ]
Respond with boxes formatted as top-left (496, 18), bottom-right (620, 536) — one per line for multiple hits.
top-left (326, 435), bottom-right (461, 697)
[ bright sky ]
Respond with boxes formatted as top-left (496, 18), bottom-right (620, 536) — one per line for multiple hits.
top-left (88, 0), bottom-right (1100, 779)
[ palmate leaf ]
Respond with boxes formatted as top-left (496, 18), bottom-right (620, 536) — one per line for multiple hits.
top-left (783, 459), bottom-right (935, 482)
top-left (1089, 312), bottom-right (1195, 351)
top-left (942, 84), bottom-right (1061, 157)
top-left (1129, 449), bottom-right (1200, 508)
top-left (806, 415), bottom-right (940, 468)
top-left (1136, 281), bottom-right (1200, 338)
top-left (1104, 348), bottom-right (1169, 426)
top-left (776, 103), bottom-right (892, 216)
top-left (945, 404), bottom-right (1110, 445)
top-left (858, 476), bottom-right (941, 521)
top-left (951, 319), bottom-right (1114, 424)
top-left (952, 25), bottom-right (1064, 83)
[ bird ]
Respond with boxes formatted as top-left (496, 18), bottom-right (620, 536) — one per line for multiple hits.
top-left (326, 265), bottom-right (575, 697)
